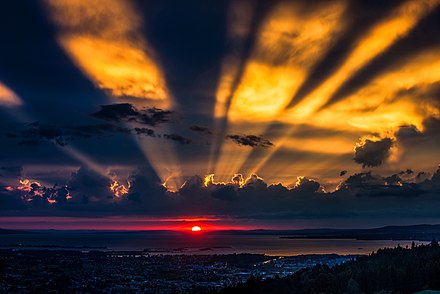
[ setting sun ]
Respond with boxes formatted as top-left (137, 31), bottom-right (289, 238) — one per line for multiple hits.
top-left (191, 226), bottom-right (202, 232)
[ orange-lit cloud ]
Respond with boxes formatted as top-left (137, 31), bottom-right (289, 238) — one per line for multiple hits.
top-left (17, 179), bottom-right (40, 193)
top-left (44, 0), bottom-right (170, 103)
top-left (109, 180), bottom-right (130, 197)
top-left (0, 82), bottom-right (22, 107)
top-left (203, 174), bottom-right (215, 187)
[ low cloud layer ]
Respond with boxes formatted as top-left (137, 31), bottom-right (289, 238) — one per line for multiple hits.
top-left (2, 165), bottom-right (440, 222)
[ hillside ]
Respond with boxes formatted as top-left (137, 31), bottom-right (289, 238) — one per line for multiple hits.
top-left (217, 242), bottom-right (440, 294)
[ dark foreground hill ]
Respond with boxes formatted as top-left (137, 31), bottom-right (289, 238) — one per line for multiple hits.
top-left (217, 242), bottom-right (440, 294)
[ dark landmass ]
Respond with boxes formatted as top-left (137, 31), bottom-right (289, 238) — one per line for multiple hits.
top-left (0, 244), bottom-right (107, 249)
top-left (208, 224), bottom-right (440, 241)
top-left (2, 224), bottom-right (440, 241)
top-left (278, 224), bottom-right (440, 241)
top-left (0, 228), bottom-right (33, 235)
top-left (217, 241), bottom-right (440, 294)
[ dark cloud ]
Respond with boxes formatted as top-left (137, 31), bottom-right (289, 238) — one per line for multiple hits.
top-left (343, 172), bottom-right (385, 189)
top-left (293, 177), bottom-right (323, 194)
top-left (0, 166), bottom-right (23, 178)
top-left (2, 166), bottom-right (440, 220)
top-left (89, 103), bottom-right (138, 121)
top-left (5, 122), bottom-right (132, 146)
top-left (67, 167), bottom-right (113, 203)
top-left (397, 118), bottom-right (440, 143)
top-left (5, 120), bottom-right (199, 148)
top-left (227, 134), bottom-right (273, 148)
top-left (134, 128), bottom-right (156, 137)
top-left (340, 170), bottom-right (348, 176)
top-left (189, 125), bottom-right (212, 135)
top-left (125, 166), bottom-right (165, 204)
top-left (342, 168), bottom-right (439, 197)
top-left (67, 124), bottom-right (132, 137)
top-left (163, 134), bottom-right (192, 145)
top-left (416, 172), bottom-right (431, 183)
top-left (243, 174), bottom-right (267, 190)
top-left (354, 137), bottom-right (394, 167)
top-left (396, 125), bottom-right (422, 140)
top-left (90, 103), bottom-right (173, 126)
top-left (211, 185), bottom-right (238, 201)
top-left (20, 122), bottom-right (67, 146)
top-left (0, 187), bottom-right (26, 210)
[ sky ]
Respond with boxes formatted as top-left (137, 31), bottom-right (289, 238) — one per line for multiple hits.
top-left (0, 0), bottom-right (440, 230)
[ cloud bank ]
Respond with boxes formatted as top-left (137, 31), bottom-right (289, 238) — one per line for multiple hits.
top-left (2, 165), bottom-right (440, 222)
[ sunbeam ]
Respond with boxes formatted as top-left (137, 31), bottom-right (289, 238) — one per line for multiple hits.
top-left (43, 0), bottom-right (171, 103)
top-left (43, 0), bottom-right (183, 187)
top-left (285, 0), bottom-right (439, 117)
top-left (211, 0), bottom-right (348, 179)
top-left (0, 82), bottom-right (22, 107)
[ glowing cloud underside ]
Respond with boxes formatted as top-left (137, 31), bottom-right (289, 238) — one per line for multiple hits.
top-left (211, 0), bottom-right (347, 181)
top-left (44, 0), bottom-right (170, 103)
top-left (0, 82), bottom-right (22, 107)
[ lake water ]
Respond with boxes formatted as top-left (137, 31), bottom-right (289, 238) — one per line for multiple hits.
top-left (0, 231), bottom-right (425, 256)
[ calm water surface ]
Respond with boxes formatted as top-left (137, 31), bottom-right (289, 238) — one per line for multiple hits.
top-left (0, 231), bottom-right (425, 256)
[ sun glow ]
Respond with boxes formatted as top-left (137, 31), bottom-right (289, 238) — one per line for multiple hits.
top-left (191, 226), bottom-right (202, 232)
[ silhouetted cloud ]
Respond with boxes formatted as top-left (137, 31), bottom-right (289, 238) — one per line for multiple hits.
top-left (0, 166), bottom-right (23, 179)
top-left (189, 125), bottom-right (212, 135)
top-left (337, 170), bottom-right (429, 198)
top-left (90, 103), bottom-right (173, 126)
top-left (134, 128), bottom-right (156, 137)
top-left (2, 166), bottom-right (440, 221)
top-left (243, 174), bottom-right (267, 190)
top-left (67, 124), bottom-right (131, 137)
top-left (67, 167), bottom-right (113, 203)
top-left (227, 134), bottom-right (273, 148)
top-left (163, 134), bottom-right (192, 145)
top-left (5, 122), bottom-right (132, 146)
top-left (354, 137), bottom-right (394, 167)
